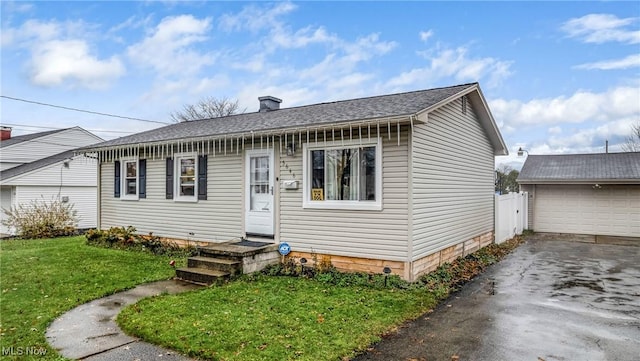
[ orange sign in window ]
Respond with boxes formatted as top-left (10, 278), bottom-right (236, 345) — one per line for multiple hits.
top-left (311, 188), bottom-right (324, 201)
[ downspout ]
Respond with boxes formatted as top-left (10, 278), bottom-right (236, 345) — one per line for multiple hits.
top-left (406, 114), bottom-right (416, 281)
top-left (96, 155), bottom-right (101, 230)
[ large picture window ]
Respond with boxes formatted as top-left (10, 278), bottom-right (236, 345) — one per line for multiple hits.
top-left (303, 138), bottom-right (382, 210)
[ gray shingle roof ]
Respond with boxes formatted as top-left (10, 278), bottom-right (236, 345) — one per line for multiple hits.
top-left (0, 128), bottom-right (66, 148)
top-left (518, 153), bottom-right (640, 183)
top-left (87, 83), bottom-right (477, 149)
top-left (0, 150), bottom-right (76, 182)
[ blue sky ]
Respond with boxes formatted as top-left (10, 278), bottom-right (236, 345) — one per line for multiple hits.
top-left (1, 1), bottom-right (639, 169)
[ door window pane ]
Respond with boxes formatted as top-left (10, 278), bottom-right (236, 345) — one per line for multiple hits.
top-left (250, 156), bottom-right (270, 211)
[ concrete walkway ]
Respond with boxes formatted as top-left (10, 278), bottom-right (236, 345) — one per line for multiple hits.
top-left (46, 280), bottom-right (202, 360)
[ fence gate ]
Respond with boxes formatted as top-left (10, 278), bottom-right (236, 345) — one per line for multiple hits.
top-left (495, 192), bottom-right (528, 244)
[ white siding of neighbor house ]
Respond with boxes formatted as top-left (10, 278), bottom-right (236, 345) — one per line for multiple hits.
top-left (278, 127), bottom-right (410, 261)
top-left (412, 97), bottom-right (495, 260)
top-left (100, 151), bottom-right (243, 242)
top-left (1, 155), bottom-right (97, 187)
top-left (13, 186), bottom-right (97, 229)
top-left (1, 155), bottom-right (98, 231)
top-left (1, 186), bottom-right (14, 235)
top-left (0, 127), bottom-right (102, 166)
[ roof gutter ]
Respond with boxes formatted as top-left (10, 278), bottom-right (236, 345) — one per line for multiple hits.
top-left (518, 179), bottom-right (640, 185)
top-left (76, 114), bottom-right (413, 154)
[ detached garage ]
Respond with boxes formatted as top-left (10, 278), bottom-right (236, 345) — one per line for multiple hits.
top-left (518, 152), bottom-right (640, 238)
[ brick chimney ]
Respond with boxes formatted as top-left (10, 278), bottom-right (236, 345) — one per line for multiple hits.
top-left (0, 126), bottom-right (11, 141)
top-left (258, 96), bottom-right (282, 112)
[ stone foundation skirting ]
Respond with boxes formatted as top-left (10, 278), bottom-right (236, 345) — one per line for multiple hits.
top-left (287, 231), bottom-right (494, 281)
top-left (409, 231), bottom-right (494, 281)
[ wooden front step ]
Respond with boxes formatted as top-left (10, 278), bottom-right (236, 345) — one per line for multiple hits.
top-left (176, 267), bottom-right (229, 285)
top-left (188, 256), bottom-right (241, 275)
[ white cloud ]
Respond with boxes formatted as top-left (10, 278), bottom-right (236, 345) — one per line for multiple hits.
top-left (2, 19), bottom-right (124, 88)
top-left (574, 54), bottom-right (640, 70)
top-left (127, 15), bottom-right (215, 76)
top-left (419, 30), bottom-right (434, 42)
top-left (218, 2), bottom-right (296, 33)
top-left (532, 117), bottom-right (638, 154)
top-left (30, 39), bottom-right (124, 88)
top-left (272, 26), bottom-right (337, 49)
top-left (490, 86), bottom-right (640, 126)
top-left (387, 45), bottom-right (513, 89)
top-left (561, 13), bottom-right (640, 44)
top-left (548, 126), bottom-right (562, 135)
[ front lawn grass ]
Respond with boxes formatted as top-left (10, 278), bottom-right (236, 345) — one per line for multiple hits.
top-left (118, 237), bottom-right (523, 361)
top-left (119, 275), bottom-right (436, 360)
top-left (0, 236), bottom-right (179, 360)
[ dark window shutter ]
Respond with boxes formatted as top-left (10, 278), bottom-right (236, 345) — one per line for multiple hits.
top-left (139, 159), bottom-right (147, 199)
top-left (198, 155), bottom-right (207, 200)
top-left (166, 157), bottom-right (174, 199)
top-left (114, 161), bottom-right (121, 198)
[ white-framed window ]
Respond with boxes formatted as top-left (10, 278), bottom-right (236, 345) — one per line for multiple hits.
top-left (121, 157), bottom-right (138, 200)
top-left (174, 153), bottom-right (198, 202)
top-left (302, 137), bottom-right (382, 210)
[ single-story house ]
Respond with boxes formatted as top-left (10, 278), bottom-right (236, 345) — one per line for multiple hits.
top-left (78, 82), bottom-right (507, 281)
top-left (518, 152), bottom-right (640, 238)
top-left (0, 126), bottom-right (103, 236)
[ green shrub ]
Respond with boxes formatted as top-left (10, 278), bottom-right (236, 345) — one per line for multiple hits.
top-left (85, 226), bottom-right (197, 257)
top-left (1, 198), bottom-right (77, 239)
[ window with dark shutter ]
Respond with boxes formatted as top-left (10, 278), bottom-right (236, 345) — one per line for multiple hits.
top-left (166, 157), bottom-right (174, 199)
top-left (139, 159), bottom-right (147, 199)
top-left (198, 155), bottom-right (207, 200)
top-left (114, 160), bottom-right (121, 198)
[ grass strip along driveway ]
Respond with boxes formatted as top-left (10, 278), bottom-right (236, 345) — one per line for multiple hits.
top-left (0, 236), bottom-right (178, 360)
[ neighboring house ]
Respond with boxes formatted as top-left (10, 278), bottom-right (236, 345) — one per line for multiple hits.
top-left (518, 152), bottom-right (640, 238)
top-left (78, 83), bottom-right (507, 281)
top-left (0, 126), bottom-right (103, 236)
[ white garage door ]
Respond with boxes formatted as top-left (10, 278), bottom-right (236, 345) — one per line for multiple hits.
top-left (534, 184), bottom-right (640, 237)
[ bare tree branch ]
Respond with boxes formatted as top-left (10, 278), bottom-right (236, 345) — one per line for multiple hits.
top-left (170, 96), bottom-right (242, 122)
top-left (621, 121), bottom-right (640, 152)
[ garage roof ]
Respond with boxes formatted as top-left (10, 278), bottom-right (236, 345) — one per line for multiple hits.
top-left (518, 152), bottom-right (640, 184)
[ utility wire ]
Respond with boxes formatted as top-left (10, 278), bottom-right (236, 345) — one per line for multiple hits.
top-left (1, 95), bottom-right (170, 125)
top-left (1, 123), bottom-right (135, 134)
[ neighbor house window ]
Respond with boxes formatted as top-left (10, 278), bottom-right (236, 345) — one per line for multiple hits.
top-left (174, 153), bottom-right (197, 201)
top-left (303, 138), bottom-right (382, 210)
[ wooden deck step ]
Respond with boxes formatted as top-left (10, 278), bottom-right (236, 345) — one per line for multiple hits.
top-left (175, 267), bottom-right (229, 285)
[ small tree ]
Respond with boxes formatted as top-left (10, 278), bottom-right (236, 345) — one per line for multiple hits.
top-left (621, 121), bottom-right (640, 152)
top-left (495, 166), bottom-right (520, 194)
top-left (170, 96), bottom-right (242, 122)
top-left (2, 198), bottom-right (78, 239)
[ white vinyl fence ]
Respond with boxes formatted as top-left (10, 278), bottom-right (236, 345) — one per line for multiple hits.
top-left (495, 192), bottom-right (528, 244)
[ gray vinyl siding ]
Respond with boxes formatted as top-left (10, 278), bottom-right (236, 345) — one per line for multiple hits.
top-left (100, 151), bottom-right (242, 242)
top-left (412, 97), bottom-right (495, 260)
top-left (279, 127), bottom-right (410, 261)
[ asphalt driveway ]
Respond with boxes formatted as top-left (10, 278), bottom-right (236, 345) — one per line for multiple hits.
top-left (354, 236), bottom-right (640, 361)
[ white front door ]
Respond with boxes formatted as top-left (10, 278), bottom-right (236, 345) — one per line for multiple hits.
top-left (245, 149), bottom-right (274, 236)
